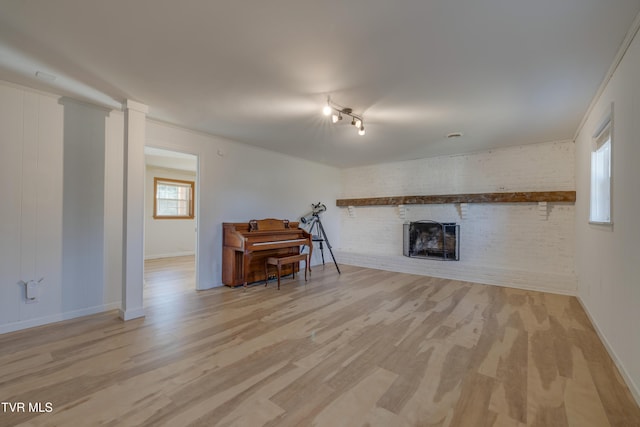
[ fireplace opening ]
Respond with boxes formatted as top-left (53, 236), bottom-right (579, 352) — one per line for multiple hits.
top-left (403, 221), bottom-right (460, 261)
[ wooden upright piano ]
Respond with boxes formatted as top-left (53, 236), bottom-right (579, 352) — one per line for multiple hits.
top-left (222, 218), bottom-right (312, 287)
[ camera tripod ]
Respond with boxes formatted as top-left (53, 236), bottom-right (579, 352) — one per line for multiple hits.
top-left (305, 214), bottom-right (341, 274)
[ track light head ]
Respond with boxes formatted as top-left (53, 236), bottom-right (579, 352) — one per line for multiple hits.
top-left (323, 98), bottom-right (365, 135)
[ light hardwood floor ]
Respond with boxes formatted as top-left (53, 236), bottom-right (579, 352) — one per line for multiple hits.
top-left (1, 256), bottom-right (639, 426)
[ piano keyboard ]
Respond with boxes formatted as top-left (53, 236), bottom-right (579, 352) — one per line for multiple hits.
top-left (252, 238), bottom-right (308, 246)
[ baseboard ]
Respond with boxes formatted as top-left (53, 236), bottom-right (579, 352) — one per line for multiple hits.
top-left (576, 296), bottom-right (640, 407)
top-left (0, 302), bottom-right (121, 335)
top-left (197, 282), bottom-right (224, 291)
top-left (144, 251), bottom-right (195, 260)
top-left (118, 307), bottom-right (145, 321)
top-left (335, 251), bottom-right (577, 296)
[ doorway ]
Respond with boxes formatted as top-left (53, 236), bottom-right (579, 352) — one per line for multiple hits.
top-left (143, 147), bottom-right (198, 297)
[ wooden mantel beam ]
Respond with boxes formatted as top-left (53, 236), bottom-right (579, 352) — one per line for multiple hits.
top-left (336, 191), bottom-right (576, 207)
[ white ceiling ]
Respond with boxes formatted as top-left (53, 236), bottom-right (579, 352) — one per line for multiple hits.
top-left (1, 1), bottom-right (639, 168)
top-left (145, 147), bottom-right (197, 172)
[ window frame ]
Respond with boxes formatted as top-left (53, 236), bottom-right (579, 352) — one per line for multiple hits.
top-left (153, 177), bottom-right (195, 220)
top-left (589, 104), bottom-right (613, 226)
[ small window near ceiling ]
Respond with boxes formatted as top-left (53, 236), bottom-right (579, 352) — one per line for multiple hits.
top-left (154, 177), bottom-right (195, 219)
top-left (589, 106), bottom-right (612, 225)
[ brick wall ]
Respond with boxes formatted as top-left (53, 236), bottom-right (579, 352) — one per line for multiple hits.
top-left (336, 140), bottom-right (577, 294)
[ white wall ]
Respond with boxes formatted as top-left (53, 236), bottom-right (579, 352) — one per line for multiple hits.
top-left (0, 79), bottom-right (342, 332)
top-left (575, 26), bottom-right (640, 403)
top-left (0, 82), bottom-right (121, 333)
top-left (104, 111), bottom-right (124, 307)
top-left (337, 141), bottom-right (577, 293)
top-left (0, 83), bottom-right (63, 332)
top-left (60, 98), bottom-right (107, 312)
top-left (146, 120), bottom-right (342, 289)
top-left (144, 165), bottom-right (196, 259)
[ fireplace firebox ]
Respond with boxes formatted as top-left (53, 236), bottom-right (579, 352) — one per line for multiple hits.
top-left (403, 221), bottom-right (460, 260)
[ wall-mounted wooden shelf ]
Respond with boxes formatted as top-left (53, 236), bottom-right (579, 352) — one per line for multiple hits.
top-left (336, 191), bottom-right (576, 207)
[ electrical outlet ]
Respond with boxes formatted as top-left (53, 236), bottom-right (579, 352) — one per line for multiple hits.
top-left (19, 278), bottom-right (43, 304)
top-left (25, 280), bottom-right (38, 303)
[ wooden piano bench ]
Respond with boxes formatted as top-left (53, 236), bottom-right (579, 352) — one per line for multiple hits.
top-left (264, 253), bottom-right (309, 290)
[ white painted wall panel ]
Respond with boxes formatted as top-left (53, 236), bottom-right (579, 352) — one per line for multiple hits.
top-left (0, 82), bottom-right (118, 333)
top-left (0, 84), bottom-right (24, 325)
top-left (20, 92), bottom-right (39, 288)
top-left (0, 84), bottom-right (65, 330)
top-left (575, 28), bottom-right (640, 404)
top-left (24, 93), bottom-right (64, 321)
top-left (60, 99), bottom-right (106, 311)
top-left (103, 111), bottom-right (124, 305)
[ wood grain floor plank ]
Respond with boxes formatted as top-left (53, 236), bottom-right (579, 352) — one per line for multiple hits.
top-left (0, 256), bottom-right (638, 426)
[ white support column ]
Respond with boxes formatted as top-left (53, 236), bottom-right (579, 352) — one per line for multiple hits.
top-left (119, 100), bottom-right (148, 321)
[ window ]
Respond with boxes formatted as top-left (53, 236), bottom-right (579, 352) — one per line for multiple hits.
top-left (154, 177), bottom-right (195, 219)
top-left (589, 110), bottom-right (612, 224)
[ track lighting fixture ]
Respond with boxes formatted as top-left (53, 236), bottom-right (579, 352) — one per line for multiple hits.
top-left (323, 97), bottom-right (365, 136)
